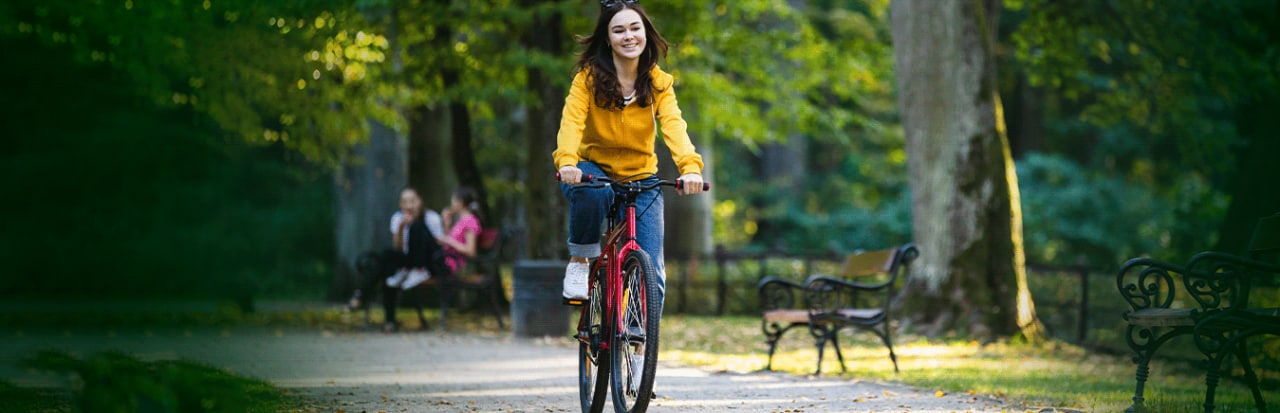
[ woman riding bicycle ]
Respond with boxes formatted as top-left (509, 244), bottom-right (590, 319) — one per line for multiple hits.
top-left (554, 0), bottom-right (706, 302)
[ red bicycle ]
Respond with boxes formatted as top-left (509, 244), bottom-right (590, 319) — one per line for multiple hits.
top-left (560, 174), bottom-right (708, 413)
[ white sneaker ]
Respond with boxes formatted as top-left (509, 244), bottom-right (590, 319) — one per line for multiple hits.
top-left (386, 269), bottom-right (408, 288)
top-left (563, 261), bottom-right (589, 300)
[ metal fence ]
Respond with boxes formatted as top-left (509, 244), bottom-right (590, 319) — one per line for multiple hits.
top-left (659, 246), bottom-right (1125, 346)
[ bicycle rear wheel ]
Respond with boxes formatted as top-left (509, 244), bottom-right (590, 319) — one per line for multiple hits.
top-left (610, 250), bottom-right (662, 413)
top-left (578, 263), bottom-right (609, 413)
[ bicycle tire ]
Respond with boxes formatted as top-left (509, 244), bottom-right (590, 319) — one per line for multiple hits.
top-left (579, 264), bottom-right (610, 413)
top-left (610, 249), bottom-right (662, 413)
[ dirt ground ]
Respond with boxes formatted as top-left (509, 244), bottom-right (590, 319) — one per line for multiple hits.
top-left (1, 327), bottom-right (1013, 412)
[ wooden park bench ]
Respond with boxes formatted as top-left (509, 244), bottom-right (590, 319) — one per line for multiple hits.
top-left (1117, 213), bottom-right (1280, 413)
top-left (756, 244), bottom-right (918, 374)
top-left (357, 227), bottom-right (511, 330)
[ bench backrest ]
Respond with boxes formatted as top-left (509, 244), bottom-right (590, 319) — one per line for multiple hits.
top-left (1249, 212), bottom-right (1280, 264)
top-left (478, 228), bottom-right (501, 251)
top-left (841, 248), bottom-right (901, 278)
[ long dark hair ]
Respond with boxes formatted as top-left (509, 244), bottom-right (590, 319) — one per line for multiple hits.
top-left (453, 186), bottom-right (481, 225)
top-left (573, 3), bottom-right (669, 111)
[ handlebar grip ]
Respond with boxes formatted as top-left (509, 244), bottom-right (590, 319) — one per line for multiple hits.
top-left (554, 172), bottom-right (595, 183)
top-left (676, 180), bottom-right (711, 191)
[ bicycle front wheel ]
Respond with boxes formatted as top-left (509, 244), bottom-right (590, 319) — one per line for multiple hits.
top-left (578, 263), bottom-right (609, 413)
top-left (610, 249), bottom-right (662, 413)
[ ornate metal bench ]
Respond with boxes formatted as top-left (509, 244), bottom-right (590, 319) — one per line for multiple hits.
top-left (757, 244), bottom-right (918, 374)
top-left (1118, 213), bottom-right (1280, 413)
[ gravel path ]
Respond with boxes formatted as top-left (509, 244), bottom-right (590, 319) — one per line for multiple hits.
top-left (1, 327), bottom-right (1011, 412)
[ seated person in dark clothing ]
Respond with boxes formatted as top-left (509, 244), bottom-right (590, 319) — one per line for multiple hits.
top-left (347, 187), bottom-right (449, 331)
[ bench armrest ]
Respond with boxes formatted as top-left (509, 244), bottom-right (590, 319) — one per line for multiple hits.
top-left (1116, 257), bottom-right (1188, 311)
top-left (757, 277), bottom-right (805, 312)
top-left (1118, 251), bottom-right (1280, 312)
top-left (1184, 251), bottom-right (1280, 309)
top-left (804, 275), bottom-right (893, 316)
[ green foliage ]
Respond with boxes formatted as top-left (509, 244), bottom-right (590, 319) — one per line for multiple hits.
top-left (1016, 152), bottom-right (1228, 265)
top-left (0, 0), bottom-right (397, 165)
top-left (1009, 0), bottom-right (1278, 185)
top-left (20, 350), bottom-right (291, 413)
top-left (656, 0), bottom-right (906, 251)
top-left (1004, 0), bottom-right (1279, 262)
top-left (0, 37), bottom-right (333, 300)
top-left (0, 380), bottom-right (70, 413)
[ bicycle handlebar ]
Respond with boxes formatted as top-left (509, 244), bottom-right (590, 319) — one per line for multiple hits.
top-left (555, 172), bottom-right (711, 192)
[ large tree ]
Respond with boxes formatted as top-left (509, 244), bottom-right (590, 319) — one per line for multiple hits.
top-left (519, 0), bottom-right (570, 260)
top-left (890, 0), bottom-right (1043, 340)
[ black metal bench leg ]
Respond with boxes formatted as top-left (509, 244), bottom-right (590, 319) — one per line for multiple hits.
top-left (1125, 325), bottom-right (1181, 413)
top-left (412, 288), bottom-right (429, 331)
top-left (1203, 365), bottom-right (1220, 413)
top-left (762, 322), bottom-right (785, 371)
top-left (438, 283), bottom-right (452, 331)
top-left (1233, 341), bottom-right (1267, 413)
top-left (487, 284), bottom-right (506, 329)
top-left (813, 327), bottom-right (834, 375)
top-left (830, 333), bottom-right (847, 374)
top-left (1127, 353), bottom-right (1152, 413)
top-left (813, 336), bottom-right (825, 375)
top-left (415, 302), bottom-right (429, 330)
top-left (878, 325), bottom-right (900, 373)
top-left (764, 334), bottom-right (780, 371)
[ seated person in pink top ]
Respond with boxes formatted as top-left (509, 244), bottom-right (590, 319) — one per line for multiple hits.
top-left (436, 187), bottom-right (483, 273)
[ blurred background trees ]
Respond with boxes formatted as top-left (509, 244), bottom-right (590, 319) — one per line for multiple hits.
top-left (1, 0), bottom-right (1273, 338)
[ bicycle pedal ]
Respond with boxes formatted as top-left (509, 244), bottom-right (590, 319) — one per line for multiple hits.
top-left (562, 297), bottom-right (586, 306)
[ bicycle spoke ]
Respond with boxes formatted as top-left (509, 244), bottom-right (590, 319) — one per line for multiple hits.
top-left (579, 265), bottom-right (608, 413)
top-left (611, 250), bottom-right (661, 413)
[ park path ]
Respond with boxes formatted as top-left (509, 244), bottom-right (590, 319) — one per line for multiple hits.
top-left (1, 326), bottom-right (1011, 412)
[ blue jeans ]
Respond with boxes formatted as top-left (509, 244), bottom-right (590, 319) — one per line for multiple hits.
top-left (561, 161), bottom-right (666, 294)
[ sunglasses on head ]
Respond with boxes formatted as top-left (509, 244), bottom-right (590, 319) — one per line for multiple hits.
top-left (600, 0), bottom-right (639, 8)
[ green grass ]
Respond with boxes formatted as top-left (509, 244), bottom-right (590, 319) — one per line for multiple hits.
top-left (658, 314), bottom-right (1275, 412)
top-left (14, 351), bottom-right (295, 413)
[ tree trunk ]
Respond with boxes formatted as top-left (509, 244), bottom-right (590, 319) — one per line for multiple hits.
top-left (441, 45), bottom-right (490, 222)
top-left (405, 0), bottom-right (457, 209)
top-left (520, 3), bottom-right (567, 260)
top-left (406, 104), bottom-right (456, 208)
top-left (331, 121), bottom-right (407, 301)
top-left (331, 3), bottom-right (409, 301)
top-left (890, 0), bottom-right (1043, 341)
top-left (1214, 95), bottom-right (1280, 255)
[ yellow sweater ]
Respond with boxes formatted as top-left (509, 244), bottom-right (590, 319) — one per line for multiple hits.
top-left (553, 66), bottom-right (704, 179)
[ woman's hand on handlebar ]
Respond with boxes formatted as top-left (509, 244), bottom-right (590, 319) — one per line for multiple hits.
top-left (559, 165), bottom-right (583, 185)
top-left (677, 173), bottom-right (705, 195)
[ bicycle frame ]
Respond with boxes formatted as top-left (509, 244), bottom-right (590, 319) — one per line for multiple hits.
top-left (593, 193), bottom-right (644, 353)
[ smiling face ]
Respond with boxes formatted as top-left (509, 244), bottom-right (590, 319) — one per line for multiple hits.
top-left (399, 189), bottom-right (422, 217)
top-left (608, 8), bottom-right (646, 62)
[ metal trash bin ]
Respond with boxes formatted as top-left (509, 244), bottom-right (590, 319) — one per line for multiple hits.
top-left (511, 260), bottom-right (571, 337)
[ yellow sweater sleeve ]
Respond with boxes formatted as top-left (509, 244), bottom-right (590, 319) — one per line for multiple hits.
top-left (552, 71), bottom-right (590, 169)
top-left (654, 71), bottom-right (704, 176)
